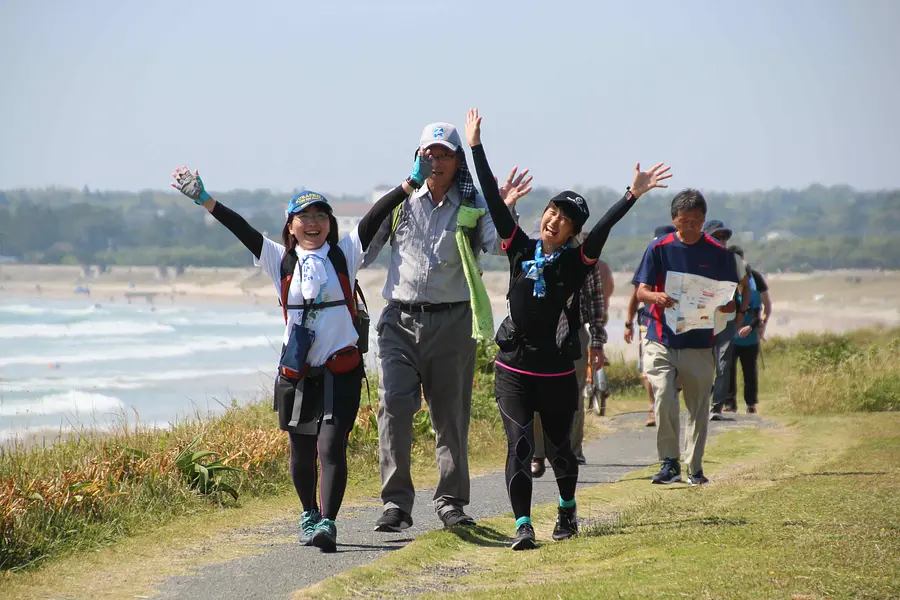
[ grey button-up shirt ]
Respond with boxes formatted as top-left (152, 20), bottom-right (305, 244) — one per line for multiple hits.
top-left (362, 183), bottom-right (499, 304)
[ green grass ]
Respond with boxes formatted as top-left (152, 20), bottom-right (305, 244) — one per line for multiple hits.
top-left (300, 415), bottom-right (900, 600)
top-left (297, 329), bottom-right (900, 600)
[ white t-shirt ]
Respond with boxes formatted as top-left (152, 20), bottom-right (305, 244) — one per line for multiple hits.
top-left (255, 228), bottom-right (364, 366)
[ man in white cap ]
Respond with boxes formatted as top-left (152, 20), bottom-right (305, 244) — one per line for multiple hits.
top-left (363, 121), bottom-right (530, 531)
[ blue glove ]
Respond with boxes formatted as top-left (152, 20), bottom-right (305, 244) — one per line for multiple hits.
top-left (408, 155), bottom-right (434, 188)
top-left (172, 167), bottom-right (211, 205)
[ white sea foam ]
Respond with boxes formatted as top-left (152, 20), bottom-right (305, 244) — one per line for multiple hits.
top-left (0, 391), bottom-right (124, 417)
top-left (0, 335), bottom-right (276, 367)
top-left (161, 312), bottom-right (279, 327)
top-left (1, 367), bottom-right (269, 393)
top-left (0, 303), bottom-right (107, 317)
top-left (0, 320), bottom-right (175, 340)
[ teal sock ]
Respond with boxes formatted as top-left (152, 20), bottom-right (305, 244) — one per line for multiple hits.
top-left (515, 516), bottom-right (532, 529)
top-left (559, 497), bottom-right (576, 509)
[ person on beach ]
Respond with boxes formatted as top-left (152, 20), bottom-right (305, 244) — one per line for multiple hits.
top-left (465, 108), bottom-right (671, 550)
top-left (361, 121), bottom-right (531, 532)
top-left (633, 192), bottom-right (740, 487)
top-left (624, 224), bottom-right (677, 427)
top-left (170, 156), bottom-right (433, 553)
top-left (728, 245), bottom-right (772, 414)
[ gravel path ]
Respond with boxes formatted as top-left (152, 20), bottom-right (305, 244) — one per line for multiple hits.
top-left (153, 412), bottom-right (761, 599)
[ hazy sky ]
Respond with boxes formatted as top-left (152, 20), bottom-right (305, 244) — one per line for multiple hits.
top-left (1, 0), bottom-right (899, 196)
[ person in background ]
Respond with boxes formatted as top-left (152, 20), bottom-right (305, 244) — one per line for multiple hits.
top-left (362, 120), bottom-right (532, 532)
top-left (633, 191), bottom-right (739, 486)
top-left (703, 220), bottom-right (750, 420)
top-left (624, 224), bottom-right (676, 427)
top-left (728, 246), bottom-right (772, 414)
top-left (531, 250), bottom-right (612, 477)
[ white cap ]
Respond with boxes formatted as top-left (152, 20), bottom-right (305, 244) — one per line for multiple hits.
top-left (419, 122), bottom-right (461, 152)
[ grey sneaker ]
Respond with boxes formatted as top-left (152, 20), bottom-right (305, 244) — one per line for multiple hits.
top-left (298, 508), bottom-right (321, 546)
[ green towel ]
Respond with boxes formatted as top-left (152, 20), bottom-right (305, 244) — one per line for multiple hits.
top-left (456, 205), bottom-right (494, 340)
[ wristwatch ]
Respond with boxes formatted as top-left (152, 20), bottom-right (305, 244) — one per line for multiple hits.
top-left (624, 322), bottom-right (634, 330)
top-left (405, 176), bottom-right (422, 190)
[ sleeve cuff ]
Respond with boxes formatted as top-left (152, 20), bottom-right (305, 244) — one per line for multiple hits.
top-left (581, 244), bottom-right (598, 265)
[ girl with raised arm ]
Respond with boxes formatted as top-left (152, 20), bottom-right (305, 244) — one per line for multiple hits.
top-left (170, 155), bottom-right (432, 553)
top-left (464, 108), bottom-right (671, 550)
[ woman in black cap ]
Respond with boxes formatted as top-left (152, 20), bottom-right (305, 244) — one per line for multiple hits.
top-left (464, 108), bottom-right (671, 550)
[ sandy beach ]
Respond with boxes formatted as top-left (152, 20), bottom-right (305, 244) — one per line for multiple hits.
top-left (3, 264), bottom-right (898, 360)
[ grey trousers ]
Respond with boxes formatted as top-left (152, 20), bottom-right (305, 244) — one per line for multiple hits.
top-left (535, 327), bottom-right (589, 459)
top-left (711, 319), bottom-right (737, 410)
top-left (376, 303), bottom-right (476, 515)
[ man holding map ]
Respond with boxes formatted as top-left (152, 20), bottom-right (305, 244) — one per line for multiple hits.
top-left (633, 189), bottom-right (739, 486)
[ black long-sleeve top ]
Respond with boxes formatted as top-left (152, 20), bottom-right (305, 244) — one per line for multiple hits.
top-left (470, 143), bottom-right (637, 374)
top-left (209, 185), bottom-right (410, 259)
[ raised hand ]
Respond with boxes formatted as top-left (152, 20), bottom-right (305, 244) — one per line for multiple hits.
top-left (171, 166), bottom-right (211, 205)
top-left (630, 162), bottom-right (673, 199)
top-left (465, 108), bottom-right (482, 147)
top-left (497, 166), bottom-right (533, 209)
top-left (408, 150), bottom-right (434, 188)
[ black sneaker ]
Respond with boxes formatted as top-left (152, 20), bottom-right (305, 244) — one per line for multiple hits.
top-left (651, 458), bottom-right (682, 484)
top-left (747, 405), bottom-right (758, 414)
top-left (311, 518), bottom-right (337, 553)
top-left (575, 454), bottom-right (587, 465)
top-left (552, 505), bottom-right (578, 541)
top-left (374, 508), bottom-right (413, 532)
top-left (439, 507), bottom-right (476, 528)
top-left (511, 523), bottom-right (537, 551)
top-left (710, 404), bottom-right (724, 421)
top-left (688, 471), bottom-right (709, 486)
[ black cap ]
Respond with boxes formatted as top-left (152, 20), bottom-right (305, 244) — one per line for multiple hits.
top-left (549, 191), bottom-right (590, 228)
top-left (653, 224), bottom-right (676, 238)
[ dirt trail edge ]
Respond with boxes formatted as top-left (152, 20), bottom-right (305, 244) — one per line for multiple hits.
top-left (152, 412), bottom-right (764, 600)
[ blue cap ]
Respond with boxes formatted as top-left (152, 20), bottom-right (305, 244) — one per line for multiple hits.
top-left (653, 225), bottom-right (676, 238)
top-left (286, 190), bottom-right (331, 216)
top-left (702, 219), bottom-right (732, 240)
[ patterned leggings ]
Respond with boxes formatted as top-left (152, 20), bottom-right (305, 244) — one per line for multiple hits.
top-left (494, 364), bottom-right (579, 519)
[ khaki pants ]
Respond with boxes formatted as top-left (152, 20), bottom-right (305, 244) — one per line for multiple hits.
top-left (643, 340), bottom-right (715, 475)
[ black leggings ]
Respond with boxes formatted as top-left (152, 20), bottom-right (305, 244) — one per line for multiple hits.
top-left (285, 370), bottom-right (362, 520)
top-left (494, 364), bottom-right (579, 520)
top-left (728, 344), bottom-right (759, 408)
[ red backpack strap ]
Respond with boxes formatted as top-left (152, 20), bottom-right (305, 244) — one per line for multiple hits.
top-left (279, 249), bottom-right (298, 324)
top-left (326, 245), bottom-right (356, 319)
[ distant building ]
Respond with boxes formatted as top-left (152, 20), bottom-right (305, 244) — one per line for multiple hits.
top-left (762, 230), bottom-right (796, 242)
top-left (371, 186), bottom-right (394, 203)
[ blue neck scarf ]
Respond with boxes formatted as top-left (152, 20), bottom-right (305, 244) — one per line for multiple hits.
top-left (522, 239), bottom-right (569, 298)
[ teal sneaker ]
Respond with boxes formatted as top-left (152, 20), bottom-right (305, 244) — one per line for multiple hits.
top-left (298, 509), bottom-right (321, 546)
top-left (312, 518), bottom-right (338, 553)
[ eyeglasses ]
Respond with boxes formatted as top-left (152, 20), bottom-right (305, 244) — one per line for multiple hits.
top-left (295, 213), bottom-right (330, 224)
top-left (428, 152), bottom-right (456, 162)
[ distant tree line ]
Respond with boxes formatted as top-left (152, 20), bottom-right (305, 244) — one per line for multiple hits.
top-left (0, 185), bottom-right (897, 273)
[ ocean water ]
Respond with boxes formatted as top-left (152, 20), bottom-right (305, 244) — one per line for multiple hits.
top-left (0, 296), bottom-right (625, 442)
top-left (0, 298), bottom-right (290, 441)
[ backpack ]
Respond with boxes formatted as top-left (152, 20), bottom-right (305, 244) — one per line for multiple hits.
top-left (279, 245), bottom-right (371, 354)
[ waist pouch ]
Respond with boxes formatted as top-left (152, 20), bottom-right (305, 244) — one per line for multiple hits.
top-left (280, 322), bottom-right (315, 380)
top-left (325, 345), bottom-right (362, 374)
top-left (495, 317), bottom-right (521, 353)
